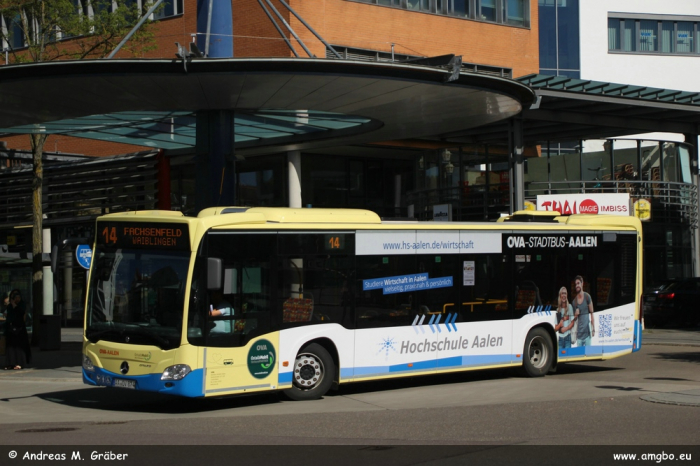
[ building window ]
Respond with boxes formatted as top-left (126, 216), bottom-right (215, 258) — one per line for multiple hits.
top-left (623, 19), bottom-right (635, 52)
top-left (153, 0), bottom-right (184, 19)
top-left (505, 0), bottom-right (525, 26)
top-left (327, 45), bottom-right (513, 77)
top-left (639, 20), bottom-right (658, 52)
top-left (609, 14), bottom-right (700, 55)
top-left (126, 0), bottom-right (184, 19)
top-left (449, 0), bottom-right (469, 18)
top-left (539, 0), bottom-right (580, 78)
top-left (350, 0), bottom-right (529, 28)
top-left (677, 22), bottom-right (694, 53)
top-left (4, 14), bottom-right (24, 49)
top-left (480, 0), bottom-right (496, 22)
top-left (406, 0), bottom-right (431, 11)
top-left (608, 18), bottom-right (621, 50)
top-left (326, 45), bottom-right (417, 62)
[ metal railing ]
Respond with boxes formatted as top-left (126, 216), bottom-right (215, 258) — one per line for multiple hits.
top-left (526, 180), bottom-right (698, 228)
top-left (406, 179), bottom-right (698, 227)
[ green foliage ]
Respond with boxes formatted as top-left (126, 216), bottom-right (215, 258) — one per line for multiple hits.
top-left (0, 0), bottom-right (160, 63)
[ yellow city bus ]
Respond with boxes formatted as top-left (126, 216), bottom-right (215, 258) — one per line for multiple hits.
top-left (82, 207), bottom-right (643, 400)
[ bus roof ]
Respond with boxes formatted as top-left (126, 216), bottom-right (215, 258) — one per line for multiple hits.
top-left (98, 207), bottom-right (642, 231)
top-left (197, 207), bottom-right (383, 224)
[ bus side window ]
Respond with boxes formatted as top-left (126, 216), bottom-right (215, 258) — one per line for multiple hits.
top-left (461, 255), bottom-right (511, 321)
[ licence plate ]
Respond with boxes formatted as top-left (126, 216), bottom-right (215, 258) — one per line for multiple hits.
top-left (113, 378), bottom-right (136, 389)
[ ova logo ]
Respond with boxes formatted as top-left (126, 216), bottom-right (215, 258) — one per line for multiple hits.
top-left (507, 236), bottom-right (525, 248)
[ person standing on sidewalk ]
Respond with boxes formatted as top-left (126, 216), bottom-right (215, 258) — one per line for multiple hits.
top-left (4, 289), bottom-right (31, 370)
top-left (1, 291), bottom-right (8, 318)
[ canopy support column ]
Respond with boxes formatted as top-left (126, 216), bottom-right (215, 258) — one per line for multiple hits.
top-left (195, 110), bottom-right (236, 212)
top-left (288, 150), bottom-right (302, 208)
top-left (509, 117), bottom-right (525, 213)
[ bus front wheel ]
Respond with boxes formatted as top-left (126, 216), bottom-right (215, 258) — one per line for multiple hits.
top-left (284, 343), bottom-right (334, 401)
top-left (522, 328), bottom-right (553, 377)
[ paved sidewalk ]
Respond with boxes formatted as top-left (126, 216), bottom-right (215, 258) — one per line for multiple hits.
top-left (641, 327), bottom-right (700, 346)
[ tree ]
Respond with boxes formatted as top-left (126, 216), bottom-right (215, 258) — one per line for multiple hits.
top-left (0, 0), bottom-right (160, 344)
top-left (1, 1), bottom-right (158, 62)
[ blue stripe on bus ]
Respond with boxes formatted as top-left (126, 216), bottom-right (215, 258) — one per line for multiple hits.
top-left (633, 320), bottom-right (642, 352)
top-left (557, 344), bottom-right (634, 359)
top-left (557, 346), bottom-right (603, 357)
top-left (389, 359), bottom-right (435, 372)
top-left (604, 345), bottom-right (634, 356)
top-left (281, 342), bottom-right (638, 384)
top-left (83, 367), bottom-right (205, 397)
top-left (348, 353), bottom-right (513, 379)
top-left (459, 354), bottom-right (511, 367)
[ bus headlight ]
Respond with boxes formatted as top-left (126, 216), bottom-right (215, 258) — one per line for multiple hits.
top-left (161, 364), bottom-right (191, 381)
top-left (82, 355), bottom-right (95, 372)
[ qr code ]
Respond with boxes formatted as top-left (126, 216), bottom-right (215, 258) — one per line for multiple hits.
top-left (599, 314), bottom-right (613, 338)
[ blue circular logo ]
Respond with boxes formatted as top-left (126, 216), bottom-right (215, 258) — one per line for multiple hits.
top-left (76, 244), bottom-right (92, 270)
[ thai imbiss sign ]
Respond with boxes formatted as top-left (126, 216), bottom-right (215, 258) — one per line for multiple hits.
top-left (536, 193), bottom-right (631, 216)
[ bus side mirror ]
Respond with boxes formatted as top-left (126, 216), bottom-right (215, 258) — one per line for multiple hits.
top-left (207, 257), bottom-right (223, 290)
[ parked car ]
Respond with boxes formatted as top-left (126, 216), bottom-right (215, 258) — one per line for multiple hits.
top-left (643, 278), bottom-right (700, 328)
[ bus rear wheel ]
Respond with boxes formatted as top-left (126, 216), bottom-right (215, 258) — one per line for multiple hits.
top-left (284, 343), bottom-right (334, 401)
top-left (521, 328), bottom-right (553, 377)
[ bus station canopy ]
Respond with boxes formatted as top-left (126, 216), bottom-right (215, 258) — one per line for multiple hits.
top-left (0, 58), bottom-right (533, 156)
top-left (443, 74), bottom-right (700, 147)
top-left (0, 60), bottom-right (698, 161)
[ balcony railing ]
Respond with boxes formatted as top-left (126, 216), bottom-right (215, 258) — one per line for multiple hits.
top-left (406, 179), bottom-right (698, 227)
top-left (526, 180), bottom-right (698, 228)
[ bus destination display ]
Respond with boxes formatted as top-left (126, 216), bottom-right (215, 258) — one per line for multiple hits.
top-left (97, 222), bottom-right (190, 250)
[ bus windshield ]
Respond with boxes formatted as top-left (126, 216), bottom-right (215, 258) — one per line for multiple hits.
top-left (85, 247), bottom-right (190, 350)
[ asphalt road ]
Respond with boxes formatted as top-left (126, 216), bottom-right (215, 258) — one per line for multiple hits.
top-left (0, 329), bottom-right (698, 465)
top-left (0, 339), bottom-right (698, 446)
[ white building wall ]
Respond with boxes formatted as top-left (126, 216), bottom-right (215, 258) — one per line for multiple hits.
top-left (580, 1), bottom-right (700, 142)
top-left (578, 1), bottom-right (700, 278)
top-left (580, 0), bottom-right (700, 92)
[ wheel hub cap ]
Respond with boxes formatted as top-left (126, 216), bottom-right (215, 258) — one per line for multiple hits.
top-left (293, 354), bottom-right (323, 388)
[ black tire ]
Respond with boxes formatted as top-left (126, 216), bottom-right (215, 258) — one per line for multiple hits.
top-left (521, 327), bottom-right (553, 377)
top-left (283, 343), bottom-right (334, 401)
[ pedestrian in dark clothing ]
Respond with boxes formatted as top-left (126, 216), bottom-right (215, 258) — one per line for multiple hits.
top-left (4, 289), bottom-right (31, 370)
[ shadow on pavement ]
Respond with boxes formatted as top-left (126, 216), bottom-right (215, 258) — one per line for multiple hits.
top-left (648, 350), bottom-right (700, 365)
top-left (33, 387), bottom-right (282, 414)
top-left (549, 363), bottom-right (621, 375)
top-left (28, 342), bottom-right (82, 370)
